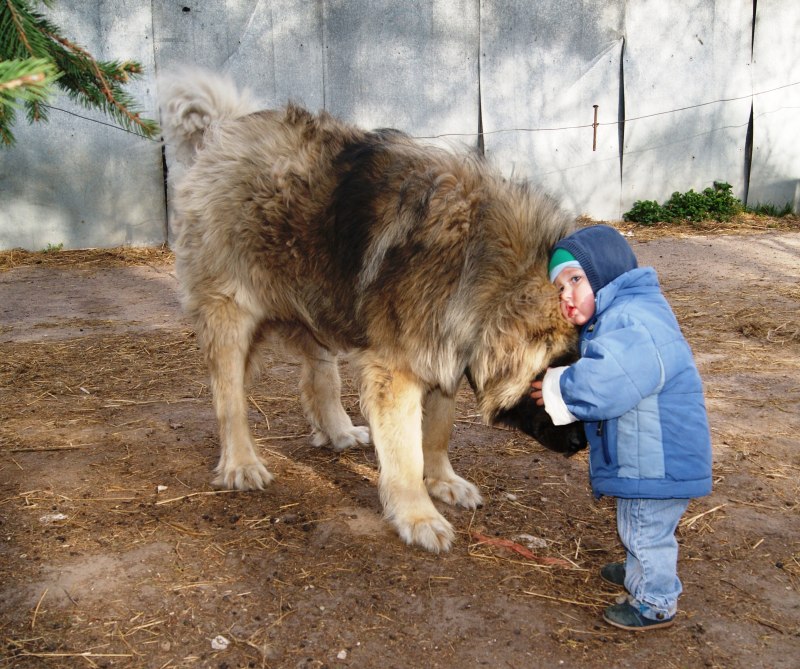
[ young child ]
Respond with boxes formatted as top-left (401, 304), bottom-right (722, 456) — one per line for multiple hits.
top-left (531, 224), bottom-right (712, 631)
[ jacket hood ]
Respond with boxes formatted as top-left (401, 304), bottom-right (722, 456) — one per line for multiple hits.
top-left (552, 225), bottom-right (638, 295)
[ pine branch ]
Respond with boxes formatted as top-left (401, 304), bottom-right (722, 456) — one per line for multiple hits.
top-left (0, 0), bottom-right (159, 146)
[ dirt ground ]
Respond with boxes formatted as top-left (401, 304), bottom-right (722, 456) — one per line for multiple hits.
top-left (1, 221), bottom-right (799, 669)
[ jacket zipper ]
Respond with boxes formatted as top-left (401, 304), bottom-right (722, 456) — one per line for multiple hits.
top-left (597, 420), bottom-right (611, 464)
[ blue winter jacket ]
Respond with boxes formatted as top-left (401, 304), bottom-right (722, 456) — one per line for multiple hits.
top-left (560, 267), bottom-right (713, 499)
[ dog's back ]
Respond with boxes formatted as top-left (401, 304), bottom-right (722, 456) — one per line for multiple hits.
top-left (161, 72), bottom-right (370, 350)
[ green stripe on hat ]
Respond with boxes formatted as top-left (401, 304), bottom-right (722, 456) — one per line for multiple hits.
top-left (548, 248), bottom-right (577, 274)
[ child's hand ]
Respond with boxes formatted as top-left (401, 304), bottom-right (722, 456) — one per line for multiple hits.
top-left (530, 380), bottom-right (544, 406)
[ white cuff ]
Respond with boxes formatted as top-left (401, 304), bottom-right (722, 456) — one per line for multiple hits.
top-left (541, 366), bottom-right (579, 426)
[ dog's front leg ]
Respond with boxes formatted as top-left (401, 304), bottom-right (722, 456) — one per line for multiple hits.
top-left (422, 389), bottom-right (483, 509)
top-left (360, 362), bottom-right (455, 552)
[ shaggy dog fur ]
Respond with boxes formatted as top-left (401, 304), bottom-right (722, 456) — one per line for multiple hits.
top-left (159, 68), bottom-right (581, 552)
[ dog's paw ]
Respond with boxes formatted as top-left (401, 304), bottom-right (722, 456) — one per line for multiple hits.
top-left (393, 510), bottom-right (455, 553)
top-left (426, 475), bottom-right (483, 509)
top-left (331, 425), bottom-right (371, 451)
top-left (310, 429), bottom-right (330, 448)
top-left (312, 425), bottom-right (371, 451)
top-left (213, 460), bottom-right (274, 491)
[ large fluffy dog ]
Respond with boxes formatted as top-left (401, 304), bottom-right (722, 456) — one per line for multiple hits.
top-left (159, 69), bottom-right (581, 552)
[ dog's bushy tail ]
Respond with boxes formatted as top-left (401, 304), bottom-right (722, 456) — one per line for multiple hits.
top-left (158, 68), bottom-right (260, 165)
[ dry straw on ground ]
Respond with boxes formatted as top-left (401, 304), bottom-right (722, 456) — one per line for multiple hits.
top-left (1, 216), bottom-right (798, 667)
top-left (0, 245), bottom-right (174, 272)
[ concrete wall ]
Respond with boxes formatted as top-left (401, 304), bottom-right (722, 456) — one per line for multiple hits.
top-left (621, 0), bottom-right (753, 208)
top-left (1, 0), bottom-right (798, 250)
top-left (1, 1), bottom-right (165, 250)
top-left (480, 0), bottom-right (625, 220)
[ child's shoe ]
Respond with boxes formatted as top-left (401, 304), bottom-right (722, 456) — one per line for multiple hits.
top-left (600, 562), bottom-right (625, 587)
top-left (603, 597), bottom-right (675, 631)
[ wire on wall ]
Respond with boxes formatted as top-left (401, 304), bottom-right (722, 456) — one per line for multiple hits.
top-left (39, 79), bottom-right (800, 148)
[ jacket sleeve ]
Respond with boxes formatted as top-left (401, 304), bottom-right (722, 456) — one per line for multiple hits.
top-left (541, 366), bottom-right (580, 425)
top-left (560, 320), bottom-right (663, 421)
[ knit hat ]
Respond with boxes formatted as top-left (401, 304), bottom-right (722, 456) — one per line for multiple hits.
top-left (550, 225), bottom-right (638, 295)
top-left (548, 248), bottom-right (582, 283)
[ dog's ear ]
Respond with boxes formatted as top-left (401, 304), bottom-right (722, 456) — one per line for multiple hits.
top-left (543, 349), bottom-right (579, 370)
top-left (468, 275), bottom-right (575, 413)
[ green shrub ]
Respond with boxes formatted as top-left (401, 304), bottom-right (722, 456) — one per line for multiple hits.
top-left (622, 199), bottom-right (664, 225)
top-left (623, 182), bottom-right (743, 225)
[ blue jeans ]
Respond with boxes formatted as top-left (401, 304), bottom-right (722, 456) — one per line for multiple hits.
top-left (616, 498), bottom-right (690, 620)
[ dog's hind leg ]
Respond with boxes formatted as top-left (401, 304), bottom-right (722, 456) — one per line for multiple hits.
top-left (360, 361), bottom-right (454, 552)
top-left (197, 299), bottom-right (274, 491)
top-left (292, 337), bottom-right (370, 451)
top-left (422, 389), bottom-right (483, 509)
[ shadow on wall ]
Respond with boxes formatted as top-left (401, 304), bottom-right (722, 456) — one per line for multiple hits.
top-left (748, 125), bottom-right (800, 211)
top-left (1, 115), bottom-right (166, 251)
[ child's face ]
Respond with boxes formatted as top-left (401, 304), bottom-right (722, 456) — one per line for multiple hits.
top-left (553, 267), bottom-right (595, 326)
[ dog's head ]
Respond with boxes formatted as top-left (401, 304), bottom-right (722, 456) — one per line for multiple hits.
top-left (465, 272), bottom-right (586, 456)
top-left (489, 352), bottom-right (586, 456)
top-left (465, 354), bottom-right (586, 456)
